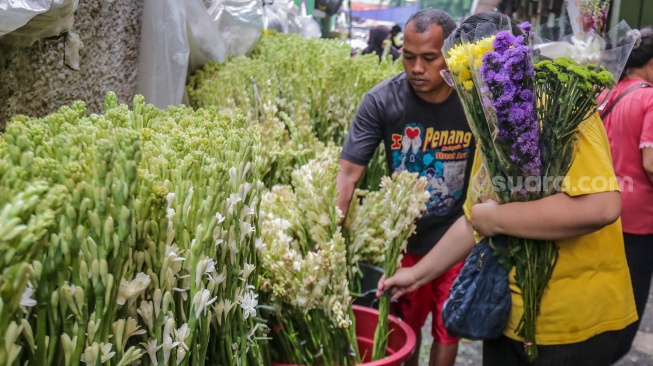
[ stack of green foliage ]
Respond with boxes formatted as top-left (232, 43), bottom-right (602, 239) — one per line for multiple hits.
top-left (187, 33), bottom-right (403, 191)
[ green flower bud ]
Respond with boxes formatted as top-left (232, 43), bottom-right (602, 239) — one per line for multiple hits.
top-left (61, 333), bottom-right (77, 365)
top-left (83, 343), bottom-right (100, 366)
top-left (32, 261), bottom-right (43, 279)
top-left (20, 319), bottom-right (35, 351)
top-left (89, 211), bottom-right (101, 236)
top-left (91, 259), bottom-right (100, 286)
top-left (116, 346), bottom-right (142, 366)
top-left (5, 321), bottom-right (24, 365)
top-left (112, 319), bottom-right (125, 354)
top-left (597, 71), bottom-right (615, 88)
top-left (162, 291), bottom-right (172, 315)
top-left (60, 284), bottom-right (80, 317)
top-left (557, 72), bottom-right (569, 83)
top-left (152, 289), bottom-right (163, 319)
top-left (79, 260), bottom-right (89, 282)
top-left (51, 289), bottom-right (59, 309)
top-left (104, 275), bottom-right (114, 306)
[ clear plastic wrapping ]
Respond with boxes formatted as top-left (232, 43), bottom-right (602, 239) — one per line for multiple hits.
top-left (136, 0), bottom-right (227, 109)
top-left (0, 0), bottom-right (78, 47)
top-left (208, 0), bottom-right (264, 56)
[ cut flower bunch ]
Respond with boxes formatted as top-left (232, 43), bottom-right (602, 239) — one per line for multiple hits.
top-left (259, 153), bottom-right (431, 364)
top-left (442, 16), bottom-right (633, 360)
top-left (259, 158), bottom-right (356, 366)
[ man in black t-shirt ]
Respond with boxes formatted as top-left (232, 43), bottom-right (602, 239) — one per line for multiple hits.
top-left (336, 9), bottom-right (475, 366)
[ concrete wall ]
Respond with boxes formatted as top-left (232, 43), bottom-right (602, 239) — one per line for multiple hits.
top-left (0, 0), bottom-right (143, 130)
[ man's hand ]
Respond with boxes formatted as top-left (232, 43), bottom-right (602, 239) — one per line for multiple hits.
top-left (470, 199), bottom-right (500, 237)
top-left (376, 267), bottom-right (420, 300)
top-left (336, 159), bottom-right (366, 225)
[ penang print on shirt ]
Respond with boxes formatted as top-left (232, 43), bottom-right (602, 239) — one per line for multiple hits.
top-left (391, 122), bottom-right (473, 216)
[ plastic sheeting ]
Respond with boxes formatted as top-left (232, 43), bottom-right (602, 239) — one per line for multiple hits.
top-left (208, 0), bottom-right (264, 57)
top-left (137, 0), bottom-right (321, 108)
top-left (136, 0), bottom-right (227, 109)
top-left (263, 0), bottom-right (320, 38)
top-left (0, 0), bottom-right (78, 47)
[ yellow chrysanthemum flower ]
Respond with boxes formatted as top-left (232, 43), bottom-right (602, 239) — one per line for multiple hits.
top-left (471, 36), bottom-right (495, 70)
top-left (463, 80), bottom-right (474, 90)
top-left (446, 36), bottom-right (496, 90)
top-left (447, 44), bottom-right (471, 73)
top-left (474, 36), bottom-right (495, 57)
top-left (457, 69), bottom-right (472, 83)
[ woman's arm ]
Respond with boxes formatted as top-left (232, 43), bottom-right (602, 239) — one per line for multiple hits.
top-left (379, 215), bottom-right (476, 299)
top-left (643, 148), bottom-right (653, 185)
top-left (471, 191), bottom-right (621, 240)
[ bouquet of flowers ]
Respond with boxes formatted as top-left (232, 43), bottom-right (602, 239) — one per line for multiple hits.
top-left (580, 0), bottom-right (610, 37)
top-left (259, 158), bottom-right (359, 366)
top-left (442, 15), bottom-right (635, 360)
top-left (364, 173), bottom-right (429, 360)
top-left (340, 171), bottom-right (429, 361)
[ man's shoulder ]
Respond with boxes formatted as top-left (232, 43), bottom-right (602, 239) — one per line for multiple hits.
top-left (366, 72), bottom-right (407, 98)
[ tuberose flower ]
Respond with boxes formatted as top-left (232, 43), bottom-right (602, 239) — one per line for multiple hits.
top-left (237, 291), bottom-right (258, 320)
top-left (117, 272), bottom-right (151, 306)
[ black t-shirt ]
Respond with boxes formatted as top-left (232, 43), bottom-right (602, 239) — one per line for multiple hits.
top-left (341, 72), bottom-right (476, 255)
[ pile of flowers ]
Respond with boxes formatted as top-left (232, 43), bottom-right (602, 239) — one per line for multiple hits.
top-left (0, 93), bottom-right (266, 366)
top-left (443, 17), bottom-right (626, 360)
top-left (580, 0), bottom-right (611, 36)
top-left (187, 33), bottom-right (402, 192)
top-left (188, 33), bottom-right (403, 146)
top-left (1, 33), bottom-right (431, 366)
top-left (258, 154), bottom-right (430, 364)
top-left (343, 173), bottom-right (429, 360)
top-left (259, 158), bottom-right (357, 365)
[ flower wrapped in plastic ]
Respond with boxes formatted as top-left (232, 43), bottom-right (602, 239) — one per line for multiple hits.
top-left (442, 14), bottom-right (635, 361)
top-left (534, 16), bottom-right (635, 108)
top-left (580, 0), bottom-right (611, 37)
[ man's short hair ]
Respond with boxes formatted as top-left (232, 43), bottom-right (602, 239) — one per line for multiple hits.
top-left (405, 8), bottom-right (456, 37)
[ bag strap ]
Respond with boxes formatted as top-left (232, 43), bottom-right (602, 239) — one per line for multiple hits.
top-left (600, 82), bottom-right (652, 120)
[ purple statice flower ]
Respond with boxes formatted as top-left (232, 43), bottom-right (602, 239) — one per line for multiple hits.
top-left (520, 21), bottom-right (531, 34)
top-left (493, 32), bottom-right (515, 53)
top-left (504, 45), bottom-right (534, 81)
top-left (519, 89), bottom-right (535, 102)
top-left (523, 158), bottom-right (542, 177)
top-left (480, 29), bottom-right (540, 182)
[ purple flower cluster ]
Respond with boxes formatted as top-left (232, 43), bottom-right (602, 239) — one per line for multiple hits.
top-left (480, 29), bottom-right (541, 177)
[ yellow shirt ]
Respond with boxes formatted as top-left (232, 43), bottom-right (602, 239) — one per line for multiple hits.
top-left (463, 114), bottom-right (637, 345)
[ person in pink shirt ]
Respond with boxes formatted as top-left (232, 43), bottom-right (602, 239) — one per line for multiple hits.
top-left (602, 27), bottom-right (653, 362)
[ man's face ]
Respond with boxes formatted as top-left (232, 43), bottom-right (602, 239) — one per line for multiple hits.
top-left (402, 23), bottom-right (449, 100)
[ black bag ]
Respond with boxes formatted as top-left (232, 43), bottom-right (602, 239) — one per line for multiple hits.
top-left (441, 234), bottom-right (511, 340)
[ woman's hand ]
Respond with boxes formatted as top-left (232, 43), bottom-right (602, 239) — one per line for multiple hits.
top-left (470, 199), bottom-right (501, 237)
top-left (376, 267), bottom-right (420, 301)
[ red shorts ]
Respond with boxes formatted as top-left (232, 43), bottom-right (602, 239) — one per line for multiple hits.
top-left (393, 253), bottom-right (464, 344)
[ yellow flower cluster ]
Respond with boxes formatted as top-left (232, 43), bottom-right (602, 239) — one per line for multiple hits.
top-left (445, 36), bottom-right (495, 90)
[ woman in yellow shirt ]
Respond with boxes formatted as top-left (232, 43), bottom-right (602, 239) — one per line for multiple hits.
top-left (378, 12), bottom-right (637, 366)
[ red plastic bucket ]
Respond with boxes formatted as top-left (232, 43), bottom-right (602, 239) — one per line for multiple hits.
top-left (271, 304), bottom-right (416, 366)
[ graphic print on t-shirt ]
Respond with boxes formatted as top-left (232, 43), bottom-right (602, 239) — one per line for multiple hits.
top-left (391, 122), bottom-right (473, 216)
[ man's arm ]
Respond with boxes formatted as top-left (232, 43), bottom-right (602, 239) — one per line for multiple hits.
top-left (470, 190), bottom-right (621, 240)
top-left (336, 159), bottom-right (367, 225)
top-left (643, 148), bottom-right (653, 185)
